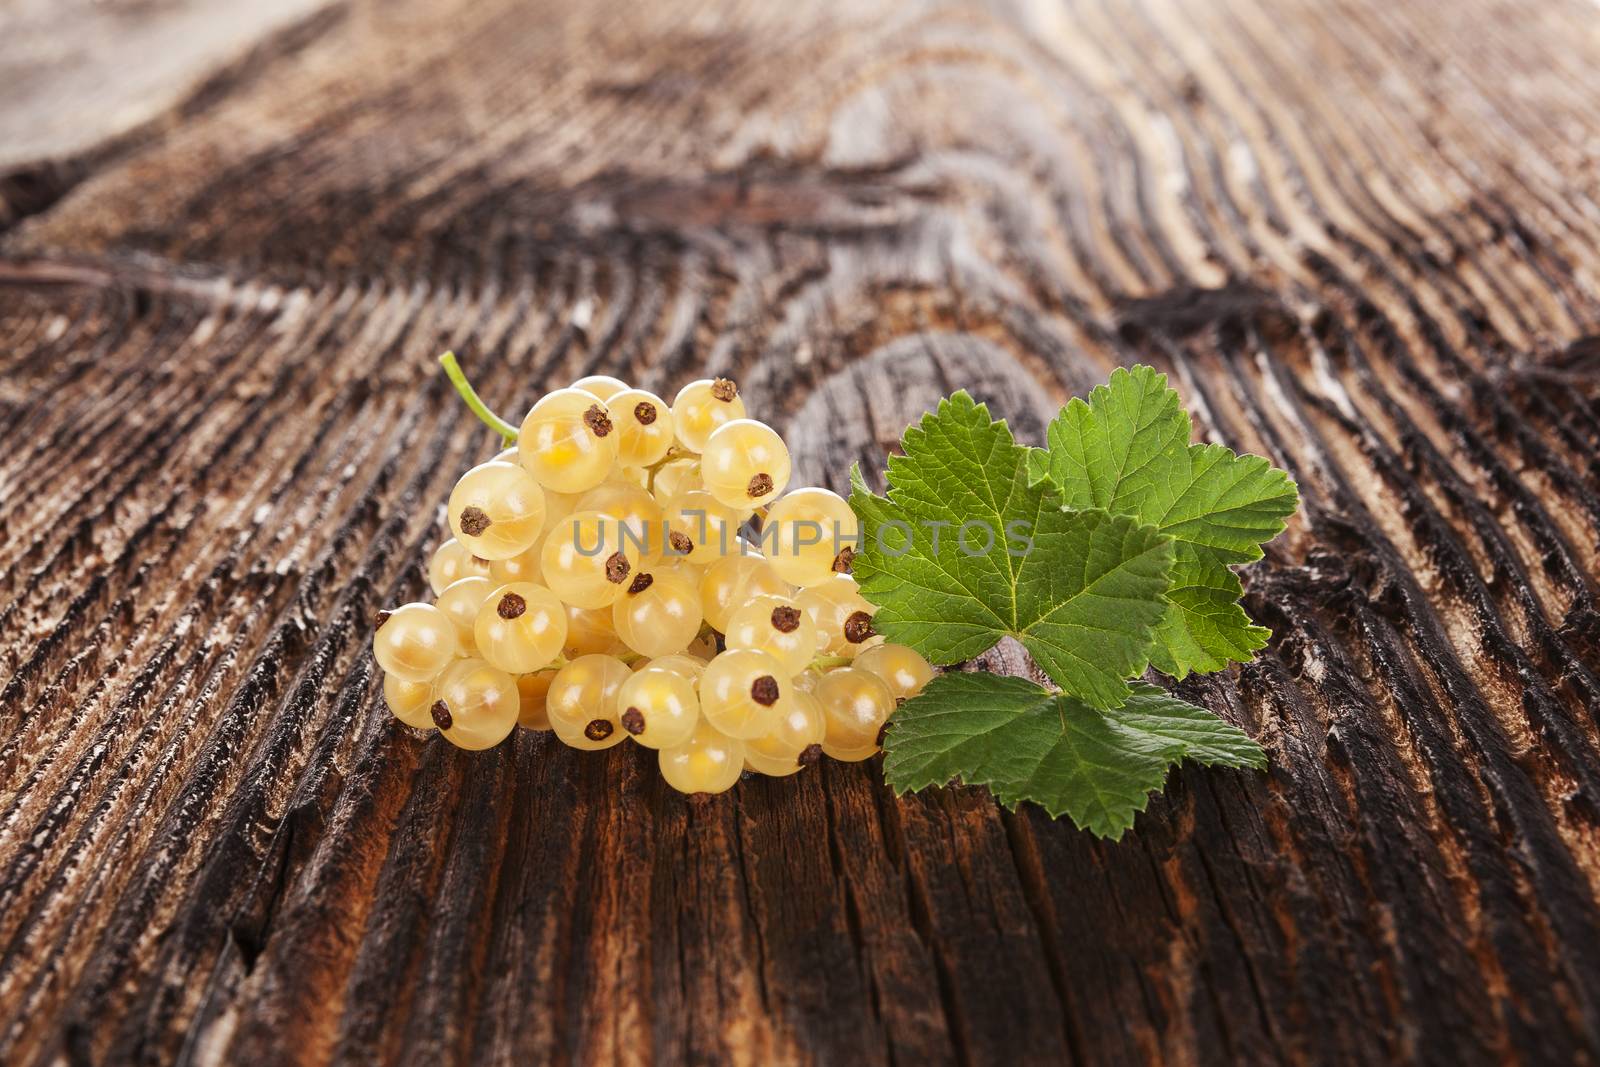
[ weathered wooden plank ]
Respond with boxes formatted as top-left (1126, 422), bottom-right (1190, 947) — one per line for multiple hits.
top-left (0, 0), bottom-right (341, 227)
top-left (3, 0), bottom-right (1600, 1063)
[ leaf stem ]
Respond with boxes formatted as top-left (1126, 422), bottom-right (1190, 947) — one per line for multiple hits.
top-left (439, 351), bottom-right (519, 445)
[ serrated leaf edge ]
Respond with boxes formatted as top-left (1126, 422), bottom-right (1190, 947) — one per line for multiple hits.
top-left (882, 674), bottom-right (1266, 839)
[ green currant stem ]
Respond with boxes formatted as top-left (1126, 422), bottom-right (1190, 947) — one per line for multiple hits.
top-left (645, 447), bottom-right (690, 473)
top-left (439, 351), bottom-right (520, 445)
top-left (808, 654), bottom-right (854, 671)
top-left (643, 447), bottom-right (691, 495)
top-left (535, 653), bottom-right (647, 671)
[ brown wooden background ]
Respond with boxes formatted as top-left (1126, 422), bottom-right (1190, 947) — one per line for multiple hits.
top-left (4, 0), bottom-right (1600, 1063)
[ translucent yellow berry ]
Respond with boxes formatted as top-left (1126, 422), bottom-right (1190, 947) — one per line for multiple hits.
top-left (724, 595), bottom-right (818, 676)
top-left (428, 538), bottom-right (493, 595)
top-left (489, 488), bottom-right (579, 585)
top-left (436, 575), bottom-right (494, 656)
top-left (473, 583), bottom-right (568, 673)
top-left (610, 388), bottom-right (676, 467)
top-left (762, 488), bottom-right (860, 588)
top-left (854, 643), bottom-right (934, 701)
top-left (700, 649), bottom-right (791, 739)
top-left (649, 456), bottom-right (703, 503)
top-left (570, 374), bottom-right (630, 401)
top-left (699, 552), bottom-right (793, 633)
top-left (815, 667), bottom-right (894, 760)
top-left (616, 667), bottom-right (701, 749)
top-left (701, 419), bottom-right (791, 510)
top-left (661, 489), bottom-right (749, 566)
top-left (578, 481), bottom-right (666, 566)
top-left (384, 673), bottom-right (437, 729)
top-left (429, 658), bottom-right (520, 750)
top-left (562, 603), bottom-right (628, 658)
top-left (613, 567), bottom-right (704, 658)
top-left (796, 575), bottom-right (878, 657)
top-left (547, 654), bottom-right (632, 750)
top-left (658, 720), bottom-right (745, 795)
top-left (518, 388), bottom-right (620, 494)
top-left (373, 602), bottom-right (459, 683)
top-left (744, 690), bottom-right (826, 777)
top-left (447, 461), bottom-right (547, 561)
top-left (539, 510), bottom-right (635, 609)
top-left (645, 653), bottom-right (709, 682)
top-left (671, 377), bottom-right (747, 452)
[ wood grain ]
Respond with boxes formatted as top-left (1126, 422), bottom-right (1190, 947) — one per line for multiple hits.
top-left (3, 0), bottom-right (1600, 1063)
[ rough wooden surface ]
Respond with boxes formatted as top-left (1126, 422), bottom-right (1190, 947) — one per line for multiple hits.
top-left (3, 0), bottom-right (1600, 1063)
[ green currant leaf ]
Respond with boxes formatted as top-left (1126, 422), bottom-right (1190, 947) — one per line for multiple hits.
top-left (848, 391), bottom-right (1174, 710)
top-left (882, 672), bottom-right (1267, 838)
top-left (1025, 365), bottom-right (1298, 678)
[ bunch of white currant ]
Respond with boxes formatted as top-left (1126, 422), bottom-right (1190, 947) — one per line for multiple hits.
top-left (372, 373), bottom-right (934, 794)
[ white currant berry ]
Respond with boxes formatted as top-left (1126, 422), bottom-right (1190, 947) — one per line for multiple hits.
top-left (518, 388), bottom-right (620, 494)
top-left (701, 419), bottom-right (791, 509)
top-left (763, 488), bottom-right (860, 587)
top-left (796, 574), bottom-right (877, 657)
top-left (577, 480), bottom-right (665, 566)
top-left (671, 377), bottom-right (747, 452)
top-left (448, 461), bottom-right (548, 560)
top-left (854, 643), bottom-right (934, 701)
top-left (644, 652), bottom-right (709, 682)
top-left (700, 648), bottom-right (790, 739)
top-left (373, 602), bottom-right (459, 683)
top-left (815, 667), bottom-right (895, 760)
top-left (489, 541), bottom-right (543, 586)
top-left (616, 667), bottom-right (700, 749)
top-left (429, 658), bottom-right (520, 750)
top-left (744, 689), bottom-right (826, 777)
top-left (661, 489), bottom-right (749, 566)
top-left (724, 595), bottom-right (818, 676)
top-left (658, 720), bottom-right (745, 795)
top-left (489, 487), bottom-right (579, 584)
top-left (539, 510), bottom-right (635, 608)
top-left (436, 575), bottom-right (495, 655)
top-left (473, 582), bottom-right (568, 673)
top-left (562, 602), bottom-right (628, 658)
top-left (547, 654), bottom-right (632, 750)
top-left (610, 388), bottom-right (676, 467)
top-left (698, 552), bottom-right (793, 633)
top-left (428, 538), bottom-right (493, 595)
top-left (570, 374), bottom-right (630, 401)
top-left (384, 673), bottom-right (437, 729)
top-left (612, 567), bottom-right (704, 658)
